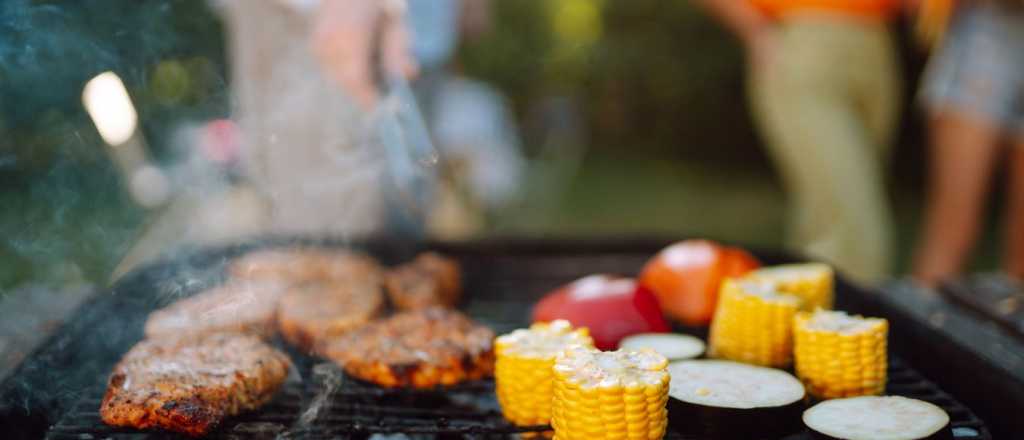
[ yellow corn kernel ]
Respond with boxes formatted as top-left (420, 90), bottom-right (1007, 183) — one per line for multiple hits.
top-left (709, 279), bottom-right (801, 367)
top-left (745, 263), bottom-right (834, 311)
top-left (794, 310), bottom-right (888, 399)
top-left (551, 347), bottom-right (669, 440)
top-left (495, 320), bottom-right (593, 430)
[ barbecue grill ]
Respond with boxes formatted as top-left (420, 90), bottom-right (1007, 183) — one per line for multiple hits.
top-left (0, 238), bottom-right (1001, 439)
top-left (942, 274), bottom-right (1024, 342)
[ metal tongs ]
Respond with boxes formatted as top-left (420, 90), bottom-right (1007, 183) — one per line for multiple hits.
top-left (374, 74), bottom-right (439, 218)
top-left (369, 5), bottom-right (441, 223)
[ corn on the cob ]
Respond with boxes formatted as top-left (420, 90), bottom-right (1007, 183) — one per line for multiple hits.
top-left (495, 320), bottom-right (593, 429)
top-left (551, 347), bottom-right (669, 440)
top-left (708, 279), bottom-right (801, 367)
top-left (794, 310), bottom-right (888, 399)
top-left (745, 263), bottom-right (834, 311)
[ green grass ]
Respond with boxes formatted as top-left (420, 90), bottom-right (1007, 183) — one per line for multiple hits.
top-left (498, 150), bottom-right (1003, 275)
top-left (496, 152), bottom-right (786, 247)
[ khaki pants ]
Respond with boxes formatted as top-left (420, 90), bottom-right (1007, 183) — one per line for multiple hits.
top-left (750, 18), bottom-right (901, 282)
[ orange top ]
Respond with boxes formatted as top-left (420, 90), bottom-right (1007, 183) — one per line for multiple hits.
top-left (751, 0), bottom-right (899, 20)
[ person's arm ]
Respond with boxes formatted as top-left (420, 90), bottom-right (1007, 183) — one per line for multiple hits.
top-left (913, 0), bottom-right (955, 49)
top-left (694, 0), bottom-right (773, 47)
top-left (310, 0), bottom-right (417, 109)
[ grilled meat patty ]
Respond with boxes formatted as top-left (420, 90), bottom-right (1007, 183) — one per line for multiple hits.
top-left (145, 281), bottom-right (287, 339)
top-left (277, 280), bottom-right (385, 352)
top-left (229, 247), bottom-right (383, 284)
top-left (320, 307), bottom-right (494, 388)
top-left (100, 333), bottom-right (291, 437)
top-left (384, 252), bottom-right (462, 310)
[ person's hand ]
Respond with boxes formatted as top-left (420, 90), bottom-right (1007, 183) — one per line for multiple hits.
top-left (310, 0), bottom-right (418, 109)
top-left (743, 27), bottom-right (781, 74)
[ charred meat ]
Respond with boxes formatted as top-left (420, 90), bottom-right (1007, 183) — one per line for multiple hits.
top-left (228, 247), bottom-right (383, 285)
top-left (320, 307), bottom-right (494, 388)
top-left (100, 333), bottom-right (291, 437)
top-left (277, 280), bottom-right (385, 352)
top-left (145, 281), bottom-right (287, 339)
top-left (384, 252), bottom-right (462, 310)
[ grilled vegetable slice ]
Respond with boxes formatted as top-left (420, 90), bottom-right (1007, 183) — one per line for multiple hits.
top-left (745, 263), bottom-right (834, 311)
top-left (618, 333), bottom-right (705, 361)
top-left (803, 396), bottom-right (952, 440)
top-left (552, 347), bottom-right (669, 440)
top-left (794, 310), bottom-right (888, 399)
top-left (495, 320), bottom-right (593, 428)
top-left (667, 360), bottom-right (805, 439)
top-left (708, 279), bottom-right (801, 367)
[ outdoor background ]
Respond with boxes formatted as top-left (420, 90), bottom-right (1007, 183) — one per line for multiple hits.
top-left (0, 0), bottom-right (1010, 293)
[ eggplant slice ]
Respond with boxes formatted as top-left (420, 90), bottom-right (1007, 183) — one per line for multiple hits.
top-left (618, 333), bottom-right (705, 361)
top-left (667, 359), bottom-right (806, 439)
top-left (803, 396), bottom-right (952, 440)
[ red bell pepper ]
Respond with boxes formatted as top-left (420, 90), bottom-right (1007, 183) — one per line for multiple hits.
top-left (639, 240), bottom-right (760, 326)
top-left (533, 275), bottom-right (670, 350)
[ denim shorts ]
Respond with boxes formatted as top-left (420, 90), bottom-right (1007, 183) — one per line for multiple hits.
top-left (920, 3), bottom-right (1024, 134)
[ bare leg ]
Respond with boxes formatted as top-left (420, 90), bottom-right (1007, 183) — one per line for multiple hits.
top-left (912, 111), bottom-right (1002, 286)
top-left (1004, 136), bottom-right (1024, 280)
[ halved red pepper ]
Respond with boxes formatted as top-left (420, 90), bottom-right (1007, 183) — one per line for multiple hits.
top-left (533, 275), bottom-right (669, 350)
top-left (639, 240), bottom-right (760, 326)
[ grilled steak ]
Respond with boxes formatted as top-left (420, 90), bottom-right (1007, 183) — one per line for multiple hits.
top-left (384, 252), bottom-right (462, 310)
top-left (277, 280), bottom-right (385, 352)
top-left (147, 248), bottom-right (382, 340)
top-left (229, 247), bottom-right (383, 284)
top-left (320, 307), bottom-right (494, 388)
top-left (100, 333), bottom-right (291, 437)
top-left (145, 281), bottom-right (287, 339)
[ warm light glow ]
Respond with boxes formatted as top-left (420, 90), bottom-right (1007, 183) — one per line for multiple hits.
top-left (551, 0), bottom-right (603, 47)
top-left (82, 71), bottom-right (138, 146)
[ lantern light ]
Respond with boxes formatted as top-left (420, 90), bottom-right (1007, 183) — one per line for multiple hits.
top-left (82, 71), bottom-right (138, 147)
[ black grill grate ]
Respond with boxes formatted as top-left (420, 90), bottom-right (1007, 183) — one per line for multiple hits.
top-left (44, 357), bottom-right (991, 440)
top-left (22, 240), bottom-right (993, 439)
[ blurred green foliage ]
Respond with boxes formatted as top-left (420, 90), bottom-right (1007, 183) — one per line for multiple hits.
top-left (0, 0), bottom-right (228, 291)
top-left (0, 0), bottom-right (921, 185)
top-left (0, 0), bottom-right (947, 292)
top-left (0, 0), bottom-right (228, 180)
top-left (459, 0), bottom-right (767, 167)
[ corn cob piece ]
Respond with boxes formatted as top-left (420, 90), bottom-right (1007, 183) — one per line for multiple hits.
top-left (494, 320), bottom-right (594, 429)
top-left (794, 310), bottom-right (888, 399)
top-left (551, 346), bottom-right (669, 440)
top-left (745, 263), bottom-right (834, 311)
top-left (708, 279), bottom-right (801, 367)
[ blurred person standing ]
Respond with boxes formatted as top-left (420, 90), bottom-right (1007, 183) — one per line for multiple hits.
top-left (912, 0), bottom-right (1024, 286)
top-left (184, 0), bottom-right (518, 241)
top-left (697, 0), bottom-right (902, 282)
top-left (405, 0), bottom-right (525, 239)
top-left (116, 0), bottom-right (417, 275)
top-left (222, 0), bottom-right (416, 238)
